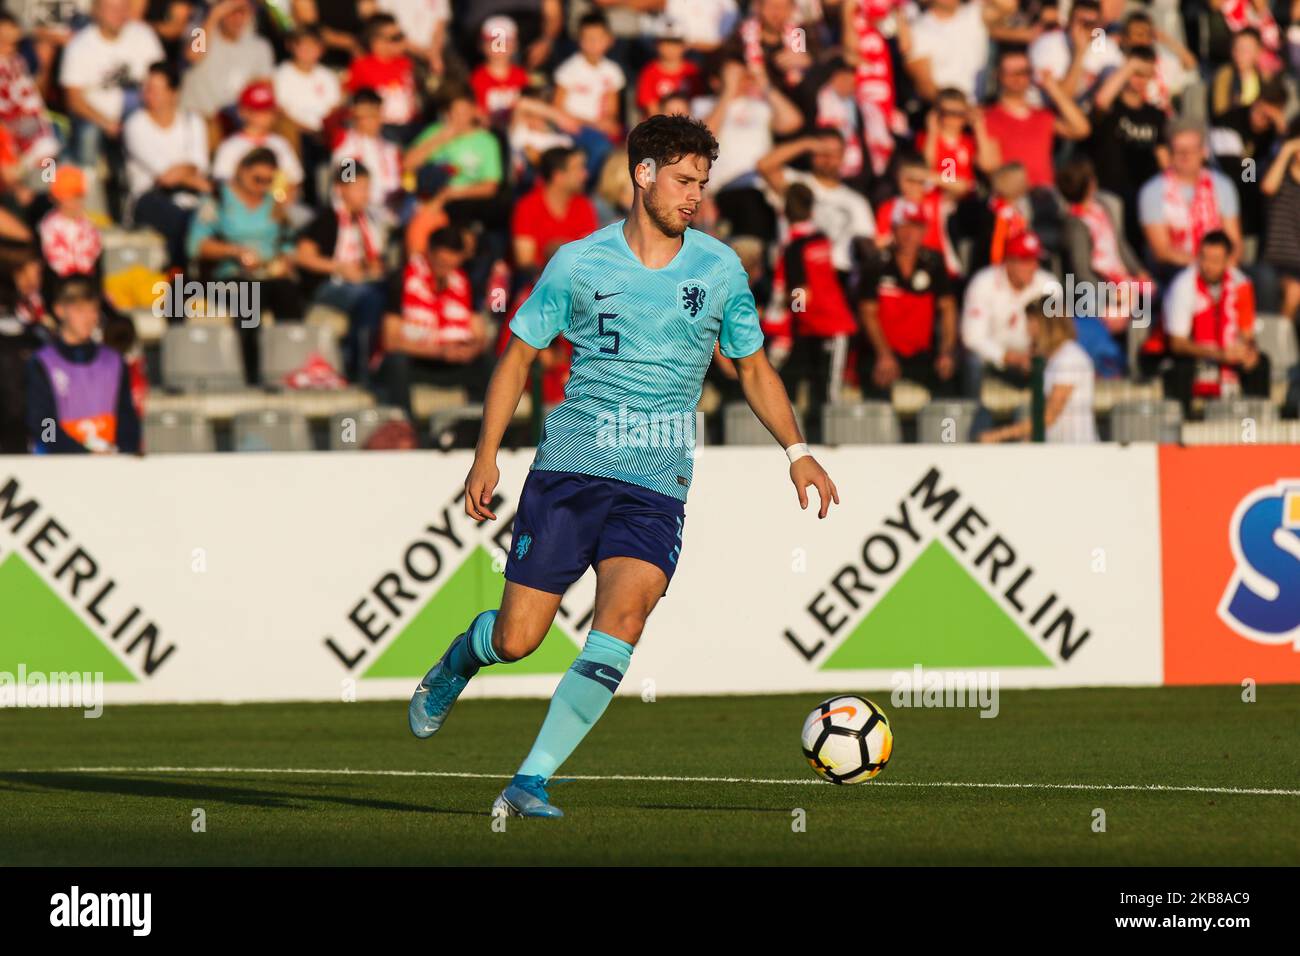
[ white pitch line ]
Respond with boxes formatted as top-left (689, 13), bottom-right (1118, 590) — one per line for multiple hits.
top-left (5, 766), bottom-right (1300, 798)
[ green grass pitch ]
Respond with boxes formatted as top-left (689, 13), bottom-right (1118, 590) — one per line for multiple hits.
top-left (1, 686), bottom-right (1298, 865)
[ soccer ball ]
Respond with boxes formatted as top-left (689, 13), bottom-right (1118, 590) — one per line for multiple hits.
top-left (801, 695), bottom-right (893, 784)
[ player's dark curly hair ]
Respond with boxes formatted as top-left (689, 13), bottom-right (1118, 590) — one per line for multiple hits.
top-left (626, 114), bottom-right (719, 187)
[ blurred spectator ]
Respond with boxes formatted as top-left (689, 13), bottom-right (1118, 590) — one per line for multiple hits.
top-left (212, 81), bottom-right (304, 202)
top-left (508, 91), bottom-right (578, 183)
top-left (961, 230), bottom-right (1062, 395)
top-left (763, 182), bottom-right (858, 441)
top-left (973, 161), bottom-right (1030, 270)
top-left (654, 0), bottom-right (739, 54)
top-left (60, 0), bottom-right (163, 185)
top-left (553, 12), bottom-right (625, 182)
top-left (1087, 47), bottom-right (1168, 250)
top-left (405, 89), bottom-right (504, 229)
top-left (1260, 124), bottom-right (1300, 321)
top-left (378, 0), bottom-right (450, 74)
top-left (181, 0), bottom-right (275, 133)
top-left (472, 15), bottom-right (529, 128)
top-left (636, 19), bottom-right (701, 120)
top-left (917, 87), bottom-right (998, 202)
top-left (981, 46), bottom-right (1091, 191)
top-left (125, 61), bottom-right (212, 269)
top-left (379, 225), bottom-right (492, 417)
top-left (296, 163), bottom-right (388, 384)
top-left (0, 12), bottom-right (58, 172)
top-left (274, 24), bottom-right (342, 204)
top-left (405, 163), bottom-right (452, 257)
top-left (726, 0), bottom-right (819, 111)
top-left (333, 88), bottom-right (404, 215)
top-left (186, 147), bottom-right (301, 379)
top-left (875, 153), bottom-right (961, 276)
top-left (39, 166), bottom-right (100, 294)
top-left (1117, 11), bottom-right (1196, 114)
top-left (906, 0), bottom-right (1014, 102)
top-left (698, 58), bottom-right (801, 242)
top-left (292, 0), bottom-right (366, 67)
top-left (1211, 76), bottom-right (1287, 248)
top-left (346, 12), bottom-right (420, 141)
top-left (26, 276), bottom-right (140, 455)
top-left (1161, 230), bottom-right (1269, 410)
top-left (859, 199), bottom-right (960, 403)
top-left (758, 128), bottom-right (875, 276)
top-left (980, 296), bottom-right (1098, 442)
top-left (1029, 0), bottom-right (1122, 98)
top-left (511, 145), bottom-right (596, 272)
top-left (1138, 122), bottom-right (1242, 280)
top-left (1210, 26), bottom-right (1271, 122)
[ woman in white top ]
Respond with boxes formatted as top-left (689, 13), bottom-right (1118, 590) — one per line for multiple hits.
top-left (980, 297), bottom-right (1098, 443)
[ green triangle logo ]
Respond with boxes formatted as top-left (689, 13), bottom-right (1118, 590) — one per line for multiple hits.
top-left (821, 539), bottom-right (1054, 670)
top-left (363, 545), bottom-right (581, 678)
top-left (0, 552), bottom-right (136, 681)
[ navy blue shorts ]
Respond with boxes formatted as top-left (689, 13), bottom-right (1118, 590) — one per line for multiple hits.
top-left (504, 470), bottom-right (686, 595)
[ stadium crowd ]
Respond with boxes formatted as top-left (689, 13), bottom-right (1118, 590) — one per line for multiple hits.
top-left (0, 0), bottom-right (1298, 453)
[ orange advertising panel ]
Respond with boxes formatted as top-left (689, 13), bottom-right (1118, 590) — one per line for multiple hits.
top-left (1160, 446), bottom-right (1300, 685)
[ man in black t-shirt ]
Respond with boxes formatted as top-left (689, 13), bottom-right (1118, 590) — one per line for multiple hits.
top-left (1086, 48), bottom-right (1167, 251)
top-left (857, 202), bottom-right (960, 402)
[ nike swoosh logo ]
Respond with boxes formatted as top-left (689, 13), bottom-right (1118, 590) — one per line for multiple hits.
top-left (818, 706), bottom-right (858, 722)
top-left (594, 290), bottom-right (624, 300)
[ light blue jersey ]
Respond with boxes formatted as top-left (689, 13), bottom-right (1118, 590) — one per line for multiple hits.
top-left (510, 221), bottom-right (764, 501)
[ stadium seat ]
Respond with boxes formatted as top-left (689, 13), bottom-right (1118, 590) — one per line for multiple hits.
top-left (890, 379), bottom-right (931, 417)
top-left (822, 401), bottom-right (900, 445)
top-left (130, 308), bottom-right (166, 345)
top-left (723, 400), bottom-right (802, 445)
top-left (328, 406), bottom-right (409, 451)
top-left (1092, 378), bottom-right (1162, 416)
top-left (1202, 397), bottom-right (1278, 424)
top-left (305, 303), bottom-right (349, 339)
top-left (232, 409), bottom-right (314, 452)
top-left (1180, 420), bottom-right (1300, 445)
top-left (430, 404), bottom-right (486, 449)
top-left (916, 399), bottom-right (979, 444)
top-left (100, 227), bottom-right (168, 277)
top-left (141, 410), bottom-right (215, 454)
top-left (411, 385), bottom-right (471, 419)
top-left (160, 324), bottom-right (246, 392)
top-left (260, 323), bottom-right (344, 386)
top-left (1253, 315), bottom-right (1298, 385)
top-left (1108, 399), bottom-right (1183, 444)
top-left (980, 377), bottom-right (1029, 418)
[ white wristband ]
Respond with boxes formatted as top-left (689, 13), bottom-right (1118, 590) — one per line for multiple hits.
top-left (785, 442), bottom-right (811, 464)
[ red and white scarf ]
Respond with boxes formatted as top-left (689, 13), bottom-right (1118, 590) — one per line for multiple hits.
top-left (1221, 0), bottom-right (1282, 71)
top-left (740, 15), bottom-right (805, 87)
top-left (333, 202), bottom-right (380, 268)
top-left (1191, 268), bottom-right (1246, 395)
top-left (851, 0), bottom-right (897, 122)
top-left (1070, 199), bottom-right (1126, 284)
top-left (1163, 169), bottom-right (1221, 259)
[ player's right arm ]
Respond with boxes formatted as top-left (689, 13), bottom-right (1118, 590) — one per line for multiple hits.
top-left (465, 335), bottom-right (540, 521)
top-left (465, 244), bottom-right (575, 521)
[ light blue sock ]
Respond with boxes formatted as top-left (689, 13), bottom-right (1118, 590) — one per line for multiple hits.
top-left (516, 629), bottom-right (633, 781)
top-left (446, 609), bottom-right (502, 679)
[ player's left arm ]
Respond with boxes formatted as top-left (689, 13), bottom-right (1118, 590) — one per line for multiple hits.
top-left (733, 349), bottom-right (840, 519)
top-left (720, 252), bottom-right (839, 517)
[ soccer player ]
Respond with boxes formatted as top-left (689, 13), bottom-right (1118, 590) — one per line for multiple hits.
top-left (407, 114), bottom-right (839, 818)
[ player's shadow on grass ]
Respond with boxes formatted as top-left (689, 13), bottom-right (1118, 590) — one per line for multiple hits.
top-left (0, 773), bottom-right (482, 817)
top-left (636, 803), bottom-right (795, 813)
